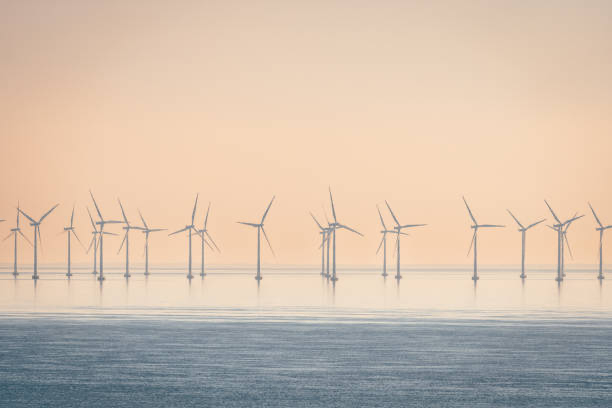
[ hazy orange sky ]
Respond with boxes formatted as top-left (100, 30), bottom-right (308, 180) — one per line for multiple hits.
top-left (1, 1), bottom-right (611, 268)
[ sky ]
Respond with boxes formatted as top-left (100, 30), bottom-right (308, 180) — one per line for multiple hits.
top-left (0, 0), bottom-right (611, 268)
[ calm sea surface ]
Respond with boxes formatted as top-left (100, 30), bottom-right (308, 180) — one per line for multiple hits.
top-left (1, 266), bottom-right (611, 407)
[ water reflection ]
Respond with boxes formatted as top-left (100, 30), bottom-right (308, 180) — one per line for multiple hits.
top-left (0, 269), bottom-right (610, 320)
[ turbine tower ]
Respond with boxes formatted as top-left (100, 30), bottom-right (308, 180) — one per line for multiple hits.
top-left (194, 202), bottom-right (219, 277)
top-left (138, 210), bottom-right (166, 276)
top-left (85, 207), bottom-right (116, 275)
top-left (2, 204), bottom-right (32, 277)
top-left (169, 194), bottom-right (199, 280)
top-left (544, 201), bottom-right (583, 282)
top-left (310, 212), bottom-right (330, 277)
top-left (375, 205), bottom-right (394, 277)
top-left (117, 199), bottom-right (144, 278)
top-left (589, 203), bottom-right (612, 280)
top-left (506, 210), bottom-right (545, 279)
top-left (62, 205), bottom-right (84, 278)
top-left (238, 196), bottom-right (275, 281)
top-left (463, 197), bottom-right (504, 281)
top-left (328, 188), bottom-right (363, 282)
top-left (384, 201), bottom-right (426, 280)
top-left (90, 191), bottom-right (123, 281)
top-left (19, 203), bottom-right (59, 280)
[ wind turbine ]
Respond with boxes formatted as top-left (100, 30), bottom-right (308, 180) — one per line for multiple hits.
top-left (90, 191), bottom-right (123, 281)
top-left (384, 201), bottom-right (426, 280)
top-left (375, 206), bottom-right (394, 277)
top-left (194, 202), bottom-right (219, 277)
top-left (544, 201), bottom-right (583, 282)
top-left (117, 199), bottom-right (144, 278)
top-left (169, 194), bottom-right (199, 279)
top-left (3, 205), bottom-right (32, 277)
top-left (238, 196), bottom-right (275, 281)
top-left (18, 203), bottom-right (59, 280)
top-left (85, 207), bottom-right (117, 275)
top-left (463, 197), bottom-right (504, 281)
top-left (328, 188), bottom-right (363, 282)
top-left (589, 203), bottom-right (612, 280)
top-left (62, 205), bottom-right (84, 278)
top-left (506, 210), bottom-right (545, 279)
top-left (138, 210), bottom-right (166, 276)
top-left (310, 212), bottom-right (330, 277)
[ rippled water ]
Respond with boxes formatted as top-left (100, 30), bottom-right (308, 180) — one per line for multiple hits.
top-left (1, 266), bottom-right (611, 406)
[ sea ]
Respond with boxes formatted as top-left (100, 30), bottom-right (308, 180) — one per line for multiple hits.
top-left (1, 265), bottom-right (611, 407)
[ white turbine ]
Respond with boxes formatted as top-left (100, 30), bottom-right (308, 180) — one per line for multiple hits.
top-left (90, 191), bottom-right (123, 281)
top-left (117, 199), bottom-right (145, 278)
top-left (238, 196), bottom-right (275, 281)
top-left (169, 194), bottom-right (199, 280)
top-left (62, 205), bottom-right (85, 278)
top-left (327, 188), bottom-right (363, 282)
top-left (589, 202), bottom-right (612, 281)
top-left (310, 212), bottom-right (331, 277)
top-left (544, 201), bottom-right (583, 282)
top-left (384, 201), bottom-right (425, 280)
top-left (194, 202), bottom-right (219, 277)
top-left (506, 210), bottom-right (545, 279)
top-left (19, 203), bottom-right (59, 280)
top-left (463, 197), bottom-right (504, 281)
top-left (2, 204), bottom-right (32, 277)
top-left (138, 210), bottom-right (166, 276)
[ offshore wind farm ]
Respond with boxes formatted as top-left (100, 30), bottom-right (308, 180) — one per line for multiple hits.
top-left (2, 1), bottom-right (612, 407)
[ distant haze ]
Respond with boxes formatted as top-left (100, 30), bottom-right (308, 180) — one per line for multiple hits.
top-left (1, 1), bottom-right (611, 267)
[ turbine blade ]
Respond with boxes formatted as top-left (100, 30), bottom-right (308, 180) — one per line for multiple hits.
top-left (588, 202), bottom-right (603, 228)
top-left (237, 222), bottom-right (259, 227)
top-left (467, 230), bottom-right (476, 256)
top-left (564, 232), bottom-right (574, 260)
top-left (506, 209), bottom-right (524, 229)
top-left (478, 224), bottom-right (505, 228)
top-left (86, 237), bottom-right (94, 254)
top-left (338, 224), bottom-right (363, 237)
top-left (118, 199), bottom-right (129, 224)
top-left (72, 230), bottom-right (85, 249)
top-left (205, 231), bottom-right (220, 252)
top-left (3, 232), bottom-right (14, 242)
top-left (261, 196), bottom-right (275, 224)
top-left (102, 231), bottom-right (118, 236)
top-left (138, 209), bottom-right (148, 230)
top-left (37, 227), bottom-right (43, 253)
top-left (117, 232), bottom-right (127, 254)
top-left (191, 194), bottom-right (199, 224)
top-left (377, 205), bottom-right (387, 229)
top-left (563, 214), bottom-right (584, 227)
top-left (204, 202), bottom-right (211, 229)
top-left (87, 207), bottom-right (98, 231)
top-left (384, 200), bottom-right (400, 226)
top-left (38, 204), bottom-right (59, 223)
top-left (310, 212), bottom-right (323, 231)
top-left (70, 205), bottom-right (75, 228)
top-left (400, 223), bottom-right (427, 229)
top-left (89, 191), bottom-right (103, 220)
top-left (376, 235), bottom-right (384, 254)
top-left (329, 187), bottom-right (337, 223)
top-left (18, 208), bottom-right (36, 224)
top-left (169, 227), bottom-right (189, 236)
top-left (261, 227), bottom-right (275, 257)
top-left (462, 196), bottom-right (477, 225)
top-left (19, 230), bottom-right (32, 247)
top-left (526, 219), bottom-right (546, 230)
top-left (544, 200), bottom-right (561, 224)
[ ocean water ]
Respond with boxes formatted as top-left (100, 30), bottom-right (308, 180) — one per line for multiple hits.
top-left (1, 266), bottom-right (611, 407)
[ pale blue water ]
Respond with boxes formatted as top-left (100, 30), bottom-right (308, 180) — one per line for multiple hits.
top-left (1, 268), bottom-right (611, 406)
